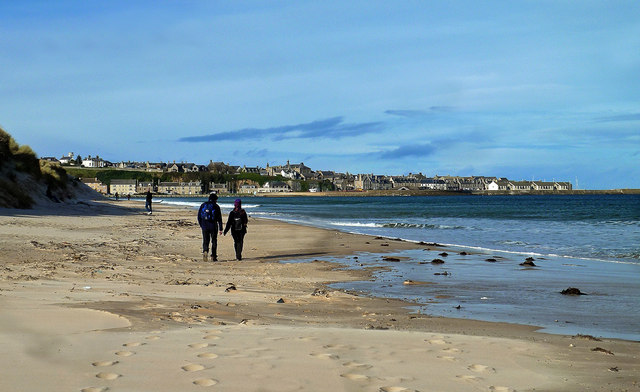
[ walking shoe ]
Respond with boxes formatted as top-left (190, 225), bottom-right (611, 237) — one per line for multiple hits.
top-left (202, 252), bottom-right (208, 262)
top-left (211, 255), bottom-right (218, 262)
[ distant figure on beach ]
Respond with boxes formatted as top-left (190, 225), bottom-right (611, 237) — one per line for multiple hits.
top-left (115, 192), bottom-right (119, 201)
top-left (127, 194), bottom-right (131, 201)
top-left (198, 193), bottom-right (223, 262)
top-left (224, 198), bottom-right (248, 261)
top-left (145, 190), bottom-right (153, 215)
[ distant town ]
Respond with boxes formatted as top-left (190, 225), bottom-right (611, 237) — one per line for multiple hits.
top-left (42, 152), bottom-right (573, 196)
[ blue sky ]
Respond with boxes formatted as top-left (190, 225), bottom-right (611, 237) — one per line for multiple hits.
top-left (1, 1), bottom-right (639, 189)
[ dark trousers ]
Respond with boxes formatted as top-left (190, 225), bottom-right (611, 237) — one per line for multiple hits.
top-left (202, 228), bottom-right (218, 257)
top-left (231, 230), bottom-right (245, 260)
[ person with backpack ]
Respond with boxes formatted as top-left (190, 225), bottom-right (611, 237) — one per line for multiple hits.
top-left (197, 193), bottom-right (223, 262)
top-left (223, 198), bottom-right (248, 261)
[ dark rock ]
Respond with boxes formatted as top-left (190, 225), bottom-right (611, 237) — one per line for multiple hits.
top-left (311, 289), bottom-right (327, 296)
top-left (525, 257), bottom-right (535, 262)
top-left (485, 258), bottom-right (498, 262)
top-left (424, 242), bottom-right (442, 247)
top-left (591, 347), bottom-right (614, 355)
top-left (225, 284), bottom-right (237, 292)
top-left (520, 260), bottom-right (536, 267)
top-left (431, 258), bottom-right (445, 264)
top-left (561, 287), bottom-right (587, 295)
top-left (454, 305), bottom-right (462, 309)
top-left (434, 271), bottom-right (451, 276)
top-left (375, 236), bottom-right (385, 240)
top-left (438, 252), bottom-right (448, 257)
top-left (276, 298), bottom-right (285, 303)
top-left (383, 256), bottom-right (400, 262)
top-left (459, 251), bottom-right (468, 256)
top-left (573, 334), bottom-right (602, 341)
top-left (380, 243), bottom-right (389, 247)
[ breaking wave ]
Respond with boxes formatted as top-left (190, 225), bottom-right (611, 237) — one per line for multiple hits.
top-left (328, 221), bottom-right (466, 230)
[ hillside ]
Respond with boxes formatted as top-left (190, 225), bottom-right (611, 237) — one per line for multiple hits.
top-left (0, 126), bottom-right (96, 208)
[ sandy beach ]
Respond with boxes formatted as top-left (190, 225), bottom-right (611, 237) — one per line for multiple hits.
top-left (0, 199), bottom-right (638, 392)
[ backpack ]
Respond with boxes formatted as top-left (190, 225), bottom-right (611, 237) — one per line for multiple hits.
top-left (233, 215), bottom-right (243, 231)
top-left (199, 202), bottom-right (215, 223)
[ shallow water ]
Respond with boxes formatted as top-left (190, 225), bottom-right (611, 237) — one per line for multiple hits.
top-left (162, 194), bottom-right (640, 340)
top-left (306, 248), bottom-right (640, 341)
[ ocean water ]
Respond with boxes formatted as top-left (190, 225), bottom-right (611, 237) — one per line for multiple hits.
top-left (160, 194), bottom-right (640, 340)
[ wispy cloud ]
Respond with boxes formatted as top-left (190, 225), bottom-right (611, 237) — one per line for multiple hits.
top-left (241, 148), bottom-right (268, 157)
top-left (380, 143), bottom-right (437, 159)
top-left (385, 107), bottom-right (454, 118)
top-left (178, 117), bottom-right (384, 143)
top-left (594, 113), bottom-right (640, 123)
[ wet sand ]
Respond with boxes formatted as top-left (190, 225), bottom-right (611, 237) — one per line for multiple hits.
top-left (0, 199), bottom-right (638, 391)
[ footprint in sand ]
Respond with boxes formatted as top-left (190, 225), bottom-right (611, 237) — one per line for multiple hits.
top-left (425, 338), bottom-right (449, 345)
top-left (189, 343), bottom-right (210, 349)
top-left (115, 351), bottom-right (134, 357)
top-left (197, 353), bottom-right (219, 359)
top-left (123, 342), bottom-right (144, 347)
top-left (341, 373), bottom-right (370, 382)
top-left (468, 364), bottom-right (495, 373)
top-left (437, 355), bottom-right (458, 362)
top-left (379, 387), bottom-right (414, 392)
top-left (263, 336), bottom-right (286, 342)
top-left (456, 375), bottom-right (483, 382)
top-left (193, 378), bottom-right (219, 386)
top-left (92, 360), bottom-right (119, 367)
top-left (146, 335), bottom-right (161, 341)
top-left (81, 388), bottom-right (108, 392)
top-left (247, 347), bottom-right (270, 353)
top-left (296, 336), bottom-right (317, 342)
top-left (95, 372), bottom-right (121, 380)
top-left (343, 361), bottom-right (373, 369)
top-left (203, 335), bottom-right (221, 340)
top-left (441, 347), bottom-right (462, 353)
top-left (323, 344), bottom-right (355, 350)
top-left (489, 387), bottom-right (512, 392)
top-left (182, 364), bottom-right (205, 372)
top-left (310, 352), bottom-right (339, 360)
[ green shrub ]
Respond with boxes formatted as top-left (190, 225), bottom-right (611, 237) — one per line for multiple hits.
top-left (0, 127), bottom-right (16, 169)
top-left (40, 161), bottom-right (69, 190)
top-left (14, 144), bottom-right (41, 178)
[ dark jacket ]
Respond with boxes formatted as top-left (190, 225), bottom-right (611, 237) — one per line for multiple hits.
top-left (224, 208), bottom-right (248, 235)
top-left (197, 202), bottom-right (223, 231)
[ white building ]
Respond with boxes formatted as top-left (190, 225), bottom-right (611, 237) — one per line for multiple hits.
top-left (82, 155), bottom-right (106, 168)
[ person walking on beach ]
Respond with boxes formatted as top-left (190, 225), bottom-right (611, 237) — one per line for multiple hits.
top-left (198, 193), bottom-right (223, 262)
top-left (145, 190), bottom-right (153, 215)
top-left (224, 198), bottom-right (248, 261)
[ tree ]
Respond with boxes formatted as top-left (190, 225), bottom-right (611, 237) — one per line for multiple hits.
top-left (75, 155), bottom-right (82, 166)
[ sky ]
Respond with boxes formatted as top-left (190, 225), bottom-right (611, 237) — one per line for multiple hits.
top-left (1, 1), bottom-right (639, 189)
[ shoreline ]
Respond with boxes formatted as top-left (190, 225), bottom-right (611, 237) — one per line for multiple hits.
top-left (1, 199), bottom-right (638, 391)
top-left (113, 188), bottom-right (640, 199)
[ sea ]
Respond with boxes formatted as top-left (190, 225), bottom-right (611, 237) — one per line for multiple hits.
top-left (157, 194), bottom-right (640, 340)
